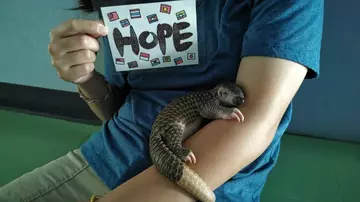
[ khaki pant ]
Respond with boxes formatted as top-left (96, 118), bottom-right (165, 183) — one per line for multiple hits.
top-left (0, 149), bottom-right (110, 202)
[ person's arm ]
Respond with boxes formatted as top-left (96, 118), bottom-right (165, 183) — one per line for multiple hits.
top-left (48, 19), bottom-right (126, 122)
top-left (77, 70), bottom-right (126, 122)
top-left (95, 0), bottom-right (323, 200)
top-left (96, 56), bottom-right (307, 202)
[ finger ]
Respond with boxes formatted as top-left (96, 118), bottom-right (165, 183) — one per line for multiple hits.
top-left (50, 19), bottom-right (108, 41)
top-left (58, 63), bottom-right (95, 83)
top-left (74, 73), bottom-right (95, 84)
top-left (49, 35), bottom-right (100, 58)
top-left (53, 50), bottom-right (96, 70)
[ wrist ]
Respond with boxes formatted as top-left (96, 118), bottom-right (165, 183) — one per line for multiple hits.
top-left (76, 71), bottom-right (111, 103)
top-left (77, 70), bottom-right (101, 89)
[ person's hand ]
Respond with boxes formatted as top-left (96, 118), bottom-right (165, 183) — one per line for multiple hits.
top-left (48, 19), bottom-right (108, 84)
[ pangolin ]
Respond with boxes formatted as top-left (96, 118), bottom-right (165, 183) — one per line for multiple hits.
top-left (149, 82), bottom-right (245, 202)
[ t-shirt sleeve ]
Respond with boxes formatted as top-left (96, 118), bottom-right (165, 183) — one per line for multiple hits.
top-left (241, 0), bottom-right (324, 79)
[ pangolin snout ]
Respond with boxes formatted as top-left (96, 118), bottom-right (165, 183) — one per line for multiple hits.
top-left (234, 96), bottom-right (245, 106)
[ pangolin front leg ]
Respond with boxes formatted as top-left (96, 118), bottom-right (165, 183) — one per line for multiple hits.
top-left (166, 103), bottom-right (245, 165)
top-left (199, 100), bottom-right (245, 122)
top-left (165, 101), bottom-right (245, 165)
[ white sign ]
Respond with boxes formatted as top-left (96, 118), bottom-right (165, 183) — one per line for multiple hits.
top-left (100, 0), bottom-right (198, 71)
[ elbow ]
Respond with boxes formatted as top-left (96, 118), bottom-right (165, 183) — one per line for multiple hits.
top-left (235, 94), bottom-right (286, 144)
top-left (236, 81), bottom-right (291, 131)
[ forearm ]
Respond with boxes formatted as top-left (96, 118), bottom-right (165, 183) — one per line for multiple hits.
top-left (77, 71), bottom-right (126, 122)
top-left (96, 56), bottom-right (307, 202)
top-left (185, 105), bottom-right (281, 190)
top-left (97, 105), bottom-right (280, 202)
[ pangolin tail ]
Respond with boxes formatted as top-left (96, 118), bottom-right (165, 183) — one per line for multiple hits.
top-left (149, 134), bottom-right (215, 202)
top-left (176, 165), bottom-right (216, 202)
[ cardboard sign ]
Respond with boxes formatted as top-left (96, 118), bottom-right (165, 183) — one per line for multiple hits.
top-left (101, 0), bottom-right (198, 71)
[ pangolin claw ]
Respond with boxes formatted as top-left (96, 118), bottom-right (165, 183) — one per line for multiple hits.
top-left (230, 108), bottom-right (244, 122)
top-left (185, 151), bottom-right (197, 164)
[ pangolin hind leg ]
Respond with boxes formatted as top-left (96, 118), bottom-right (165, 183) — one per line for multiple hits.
top-left (161, 123), bottom-right (197, 164)
top-left (150, 130), bottom-right (216, 202)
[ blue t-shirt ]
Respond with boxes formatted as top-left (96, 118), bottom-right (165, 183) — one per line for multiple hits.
top-left (81, 0), bottom-right (323, 201)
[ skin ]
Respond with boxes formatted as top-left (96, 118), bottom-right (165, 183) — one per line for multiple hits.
top-left (48, 19), bottom-right (121, 121)
top-left (94, 56), bottom-right (307, 202)
top-left (48, 20), bottom-right (308, 202)
top-left (148, 83), bottom-right (245, 202)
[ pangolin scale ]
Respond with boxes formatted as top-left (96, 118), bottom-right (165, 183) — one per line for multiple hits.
top-left (149, 82), bottom-right (245, 202)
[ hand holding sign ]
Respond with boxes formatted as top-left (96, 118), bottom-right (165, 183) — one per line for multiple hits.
top-left (101, 0), bottom-right (198, 71)
top-left (48, 19), bottom-right (107, 84)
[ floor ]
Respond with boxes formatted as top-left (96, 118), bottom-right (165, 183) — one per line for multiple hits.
top-left (1, 109), bottom-right (359, 202)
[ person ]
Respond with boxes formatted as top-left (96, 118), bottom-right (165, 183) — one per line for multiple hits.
top-left (0, 0), bottom-right (324, 201)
